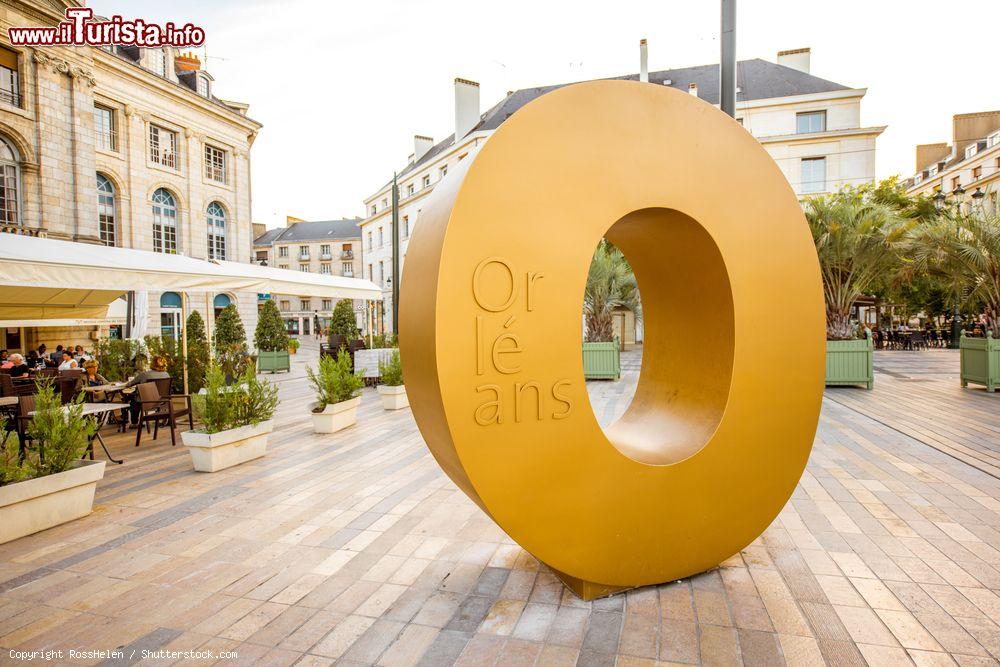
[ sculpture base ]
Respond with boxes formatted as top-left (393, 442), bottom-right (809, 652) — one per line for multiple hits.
top-left (549, 566), bottom-right (633, 601)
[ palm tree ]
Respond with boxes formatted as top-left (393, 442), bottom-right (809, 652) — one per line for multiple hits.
top-left (804, 190), bottom-right (908, 340)
top-left (584, 241), bottom-right (641, 342)
top-left (906, 210), bottom-right (1000, 338)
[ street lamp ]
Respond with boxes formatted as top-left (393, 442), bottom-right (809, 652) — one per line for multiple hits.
top-left (933, 191), bottom-right (946, 210)
top-left (971, 187), bottom-right (985, 202)
top-left (952, 184), bottom-right (966, 198)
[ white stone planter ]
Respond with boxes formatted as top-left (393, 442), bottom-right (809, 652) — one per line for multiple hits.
top-left (181, 420), bottom-right (273, 472)
top-left (378, 384), bottom-right (409, 410)
top-left (0, 459), bottom-right (106, 544)
top-left (310, 396), bottom-right (361, 433)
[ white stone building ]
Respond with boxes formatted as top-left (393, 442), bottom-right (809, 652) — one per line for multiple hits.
top-left (906, 110), bottom-right (1000, 215)
top-left (0, 0), bottom-right (261, 353)
top-left (360, 48), bottom-right (885, 332)
top-left (252, 218), bottom-right (364, 336)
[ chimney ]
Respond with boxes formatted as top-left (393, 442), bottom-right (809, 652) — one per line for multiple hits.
top-left (286, 215), bottom-right (305, 227)
top-left (414, 135), bottom-right (434, 162)
top-left (688, 82), bottom-right (698, 97)
top-left (777, 48), bottom-right (810, 74)
top-left (454, 78), bottom-right (480, 140)
top-left (639, 39), bottom-right (648, 83)
top-left (174, 51), bottom-right (201, 72)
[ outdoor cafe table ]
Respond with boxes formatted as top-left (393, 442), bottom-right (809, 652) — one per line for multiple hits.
top-left (0, 395), bottom-right (16, 407)
top-left (29, 402), bottom-right (128, 465)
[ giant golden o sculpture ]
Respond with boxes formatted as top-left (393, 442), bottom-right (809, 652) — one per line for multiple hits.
top-left (399, 80), bottom-right (825, 599)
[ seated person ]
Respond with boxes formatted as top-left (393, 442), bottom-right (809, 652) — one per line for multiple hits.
top-left (0, 349), bottom-right (7, 363)
top-left (82, 359), bottom-right (107, 387)
top-left (6, 353), bottom-right (29, 378)
top-left (74, 345), bottom-right (92, 361)
top-left (57, 350), bottom-right (79, 371)
top-left (125, 356), bottom-right (171, 422)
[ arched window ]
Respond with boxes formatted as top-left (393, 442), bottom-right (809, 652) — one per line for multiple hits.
top-left (96, 174), bottom-right (116, 246)
top-left (159, 291), bottom-right (182, 339)
top-left (0, 137), bottom-right (20, 224)
top-left (213, 293), bottom-right (232, 319)
top-left (152, 188), bottom-right (177, 254)
top-left (206, 202), bottom-right (226, 260)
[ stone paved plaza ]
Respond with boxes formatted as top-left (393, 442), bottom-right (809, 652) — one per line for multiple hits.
top-left (1, 344), bottom-right (999, 666)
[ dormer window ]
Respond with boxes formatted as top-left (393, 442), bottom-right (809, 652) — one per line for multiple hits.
top-left (197, 74), bottom-right (210, 97)
top-left (965, 144), bottom-right (978, 160)
top-left (147, 48), bottom-right (166, 76)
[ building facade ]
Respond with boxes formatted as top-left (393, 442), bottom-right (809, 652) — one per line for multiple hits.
top-left (907, 110), bottom-right (1000, 215)
top-left (360, 48), bottom-right (885, 332)
top-left (0, 0), bottom-right (261, 353)
top-left (252, 217), bottom-right (364, 335)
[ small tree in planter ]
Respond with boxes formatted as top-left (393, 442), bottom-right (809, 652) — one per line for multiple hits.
top-left (1, 383), bottom-right (103, 544)
top-left (254, 299), bottom-right (290, 373)
top-left (908, 211), bottom-right (1000, 390)
top-left (307, 348), bottom-right (364, 433)
top-left (184, 364), bottom-right (279, 472)
top-left (214, 303), bottom-right (248, 356)
top-left (329, 299), bottom-right (359, 342)
top-left (805, 189), bottom-right (906, 388)
top-left (186, 310), bottom-right (209, 393)
top-left (377, 348), bottom-right (408, 410)
top-left (288, 338), bottom-right (301, 355)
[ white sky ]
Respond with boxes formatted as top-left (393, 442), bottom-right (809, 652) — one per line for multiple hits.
top-left (91, 0), bottom-right (999, 228)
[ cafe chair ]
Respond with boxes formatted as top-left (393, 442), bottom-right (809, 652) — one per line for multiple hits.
top-left (153, 377), bottom-right (193, 432)
top-left (134, 382), bottom-right (177, 448)
top-left (15, 394), bottom-right (36, 456)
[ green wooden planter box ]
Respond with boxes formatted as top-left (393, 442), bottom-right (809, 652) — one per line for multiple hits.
top-left (583, 340), bottom-right (621, 380)
top-left (825, 332), bottom-right (873, 389)
top-left (960, 332), bottom-right (999, 392)
top-left (257, 349), bottom-right (291, 373)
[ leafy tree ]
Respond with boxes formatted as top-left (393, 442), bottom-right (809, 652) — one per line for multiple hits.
top-left (804, 189), bottom-right (908, 340)
top-left (378, 349), bottom-right (403, 386)
top-left (906, 210), bottom-right (1000, 337)
top-left (27, 381), bottom-right (96, 478)
top-left (95, 338), bottom-right (143, 382)
top-left (186, 310), bottom-right (209, 393)
top-left (144, 335), bottom-right (184, 393)
top-left (584, 241), bottom-right (641, 342)
top-left (214, 303), bottom-right (248, 356)
top-left (328, 299), bottom-right (359, 341)
top-left (254, 299), bottom-right (289, 352)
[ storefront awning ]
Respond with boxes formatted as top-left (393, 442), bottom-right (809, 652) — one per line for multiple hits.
top-left (0, 232), bottom-right (382, 321)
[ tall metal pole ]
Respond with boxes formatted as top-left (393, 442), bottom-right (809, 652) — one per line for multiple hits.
top-left (720, 0), bottom-right (736, 118)
top-left (391, 172), bottom-right (400, 337)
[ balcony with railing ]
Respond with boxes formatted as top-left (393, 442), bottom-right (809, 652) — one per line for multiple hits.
top-left (320, 252), bottom-right (332, 260)
top-left (1, 223), bottom-right (45, 237)
top-left (341, 250), bottom-right (354, 260)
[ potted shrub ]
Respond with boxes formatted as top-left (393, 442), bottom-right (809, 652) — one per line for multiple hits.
top-left (582, 242), bottom-right (639, 380)
top-left (909, 211), bottom-right (1000, 391)
top-left (805, 189), bottom-right (906, 389)
top-left (288, 338), bottom-right (301, 355)
top-left (254, 299), bottom-right (290, 373)
top-left (1, 382), bottom-right (102, 544)
top-left (183, 364), bottom-right (279, 472)
top-left (307, 348), bottom-right (363, 433)
top-left (377, 349), bottom-right (408, 410)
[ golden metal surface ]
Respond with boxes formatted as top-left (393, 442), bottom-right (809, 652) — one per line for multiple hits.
top-left (400, 80), bottom-right (825, 599)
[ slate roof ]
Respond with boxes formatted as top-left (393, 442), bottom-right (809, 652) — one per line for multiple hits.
top-left (395, 58), bottom-right (852, 180)
top-left (253, 219), bottom-right (362, 246)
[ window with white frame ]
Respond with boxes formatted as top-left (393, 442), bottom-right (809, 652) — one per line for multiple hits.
top-left (299, 245), bottom-right (310, 259)
top-left (0, 137), bottom-right (21, 225)
top-left (795, 111), bottom-right (826, 134)
top-left (206, 201), bottom-right (226, 260)
top-left (440, 165), bottom-right (448, 178)
top-left (422, 174), bottom-right (430, 188)
top-left (300, 299), bottom-right (310, 311)
top-left (196, 74), bottom-right (210, 97)
top-left (407, 183), bottom-right (414, 196)
top-left (402, 215), bottom-right (409, 238)
top-left (147, 48), bottom-right (166, 75)
top-left (800, 157), bottom-right (827, 194)
top-left (379, 260), bottom-right (384, 284)
top-left (280, 300), bottom-right (290, 311)
top-left (152, 188), bottom-right (178, 253)
top-left (342, 262), bottom-right (353, 276)
top-left (320, 244), bottom-right (331, 257)
top-left (204, 144), bottom-right (227, 183)
top-left (322, 299), bottom-right (332, 310)
top-left (300, 264), bottom-right (309, 272)
top-left (0, 46), bottom-right (20, 108)
top-left (278, 246), bottom-right (288, 257)
top-left (94, 104), bottom-right (117, 151)
top-left (378, 227), bottom-right (383, 247)
top-left (367, 231), bottom-right (372, 250)
top-left (149, 124), bottom-right (177, 169)
top-left (97, 174), bottom-right (116, 246)
top-left (320, 263), bottom-right (331, 274)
